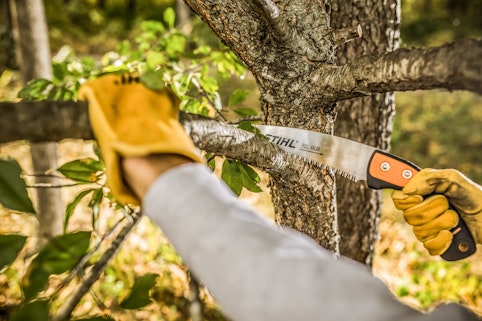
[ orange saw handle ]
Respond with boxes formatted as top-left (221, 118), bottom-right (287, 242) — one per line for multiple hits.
top-left (367, 150), bottom-right (476, 261)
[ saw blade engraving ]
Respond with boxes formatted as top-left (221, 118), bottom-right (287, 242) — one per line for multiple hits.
top-left (256, 125), bottom-right (377, 182)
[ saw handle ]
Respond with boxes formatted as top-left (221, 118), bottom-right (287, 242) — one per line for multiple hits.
top-left (367, 150), bottom-right (476, 261)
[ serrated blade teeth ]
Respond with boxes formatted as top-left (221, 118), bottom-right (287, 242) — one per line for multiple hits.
top-left (256, 125), bottom-right (377, 182)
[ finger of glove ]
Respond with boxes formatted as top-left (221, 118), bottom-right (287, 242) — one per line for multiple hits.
top-left (423, 230), bottom-right (453, 256)
top-left (78, 75), bottom-right (125, 118)
top-left (403, 194), bottom-right (449, 226)
top-left (412, 209), bottom-right (459, 242)
top-left (403, 168), bottom-right (464, 196)
top-left (391, 190), bottom-right (423, 211)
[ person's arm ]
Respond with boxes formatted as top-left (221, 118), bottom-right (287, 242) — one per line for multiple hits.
top-left (79, 74), bottom-right (480, 321)
top-left (123, 157), bottom-right (479, 321)
top-left (122, 154), bottom-right (193, 199)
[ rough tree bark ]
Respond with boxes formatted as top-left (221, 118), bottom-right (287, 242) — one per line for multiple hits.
top-left (8, 0), bottom-right (63, 240)
top-left (183, 0), bottom-right (342, 253)
top-left (332, 0), bottom-right (400, 264)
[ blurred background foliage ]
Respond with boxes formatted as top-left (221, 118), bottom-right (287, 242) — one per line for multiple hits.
top-left (391, 0), bottom-right (482, 183)
top-left (401, 0), bottom-right (482, 47)
top-left (0, 0), bottom-right (481, 319)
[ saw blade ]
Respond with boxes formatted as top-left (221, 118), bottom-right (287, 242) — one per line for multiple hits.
top-left (255, 125), bottom-right (377, 182)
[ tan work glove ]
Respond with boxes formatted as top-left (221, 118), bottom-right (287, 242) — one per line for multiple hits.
top-left (392, 168), bottom-right (482, 255)
top-left (78, 73), bottom-right (201, 205)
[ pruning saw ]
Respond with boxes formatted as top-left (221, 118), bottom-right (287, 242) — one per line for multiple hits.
top-left (255, 124), bottom-right (476, 261)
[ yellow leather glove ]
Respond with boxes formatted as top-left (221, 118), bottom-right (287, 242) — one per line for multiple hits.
top-left (392, 168), bottom-right (482, 255)
top-left (78, 73), bottom-right (201, 205)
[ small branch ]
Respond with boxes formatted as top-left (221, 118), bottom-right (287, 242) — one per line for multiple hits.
top-left (332, 25), bottom-right (362, 47)
top-left (181, 113), bottom-right (330, 193)
top-left (54, 216), bottom-right (127, 295)
top-left (188, 272), bottom-right (204, 321)
top-left (26, 183), bottom-right (80, 188)
top-left (257, 0), bottom-right (279, 19)
top-left (190, 77), bottom-right (226, 121)
top-left (52, 209), bottom-right (142, 321)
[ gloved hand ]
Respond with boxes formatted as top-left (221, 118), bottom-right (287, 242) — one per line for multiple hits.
top-left (392, 168), bottom-right (482, 256)
top-left (78, 73), bottom-right (201, 205)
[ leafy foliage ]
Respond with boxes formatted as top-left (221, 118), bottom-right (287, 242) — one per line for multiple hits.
top-left (22, 231), bottom-right (91, 301)
top-left (394, 259), bottom-right (482, 309)
top-left (0, 234), bottom-right (27, 270)
top-left (0, 158), bottom-right (36, 214)
top-left (401, 0), bottom-right (482, 47)
top-left (9, 300), bottom-right (49, 321)
top-left (0, 7), bottom-right (260, 320)
top-left (392, 91), bottom-right (482, 183)
top-left (120, 273), bottom-right (159, 309)
top-left (221, 159), bottom-right (262, 196)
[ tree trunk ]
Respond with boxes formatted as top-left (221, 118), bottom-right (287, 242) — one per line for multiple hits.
top-left (8, 0), bottom-right (63, 240)
top-left (331, 0), bottom-right (400, 265)
top-left (177, 0), bottom-right (192, 33)
top-left (183, 0), bottom-right (341, 252)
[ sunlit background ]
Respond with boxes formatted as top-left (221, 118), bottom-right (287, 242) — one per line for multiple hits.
top-left (0, 0), bottom-right (481, 319)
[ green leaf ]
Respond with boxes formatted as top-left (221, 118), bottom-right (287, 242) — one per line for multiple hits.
top-left (0, 234), bottom-right (27, 270)
top-left (10, 300), bottom-right (49, 321)
top-left (89, 188), bottom-right (104, 231)
top-left (57, 158), bottom-right (104, 183)
top-left (146, 51), bottom-right (166, 69)
top-left (52, 62), bottom-right (68, 81)
top-left (221, 160), bottom-right (262, 196)
top-left (198, 75), bottom-right (218, 93)
top-left (17, 79), bottom-right (52, 101)
top-left (172, 72), bottom-right (193, 96)
top-left (0, 158), bottom-right (36, 214)
top-left (237, 121), bottom-right (260, 134)
top-left (242, 163), bottom-right (261, 184)
top-left (228, 89), bottom-right (250, 106)
top-left (140, 20), bottom-right (165, 33)
top-left (92, 143), bottom-right (105, 165)
top-left (235, 107), bottom-right (258, 117)
top-left (163, 7), bottom-right (176, 29)
top-left (205, 153), bottom-right (216, 171)
top-left (120, 273), bottom-right (159, 309)
top-left (22, 231), bottom-right (91, 300)
top-left (193, 45), bottom-right (211, 55)
top-left (165, 34), bottom-right (186, 58)
top-left (64, 189), bottom-right (95, 233)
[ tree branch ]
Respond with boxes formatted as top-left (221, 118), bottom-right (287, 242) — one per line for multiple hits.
top-left (183, 0), bottom-right (270, 71)
top-left (52, 210), bottom-right (142, 321)
top-left (181, 112), bottom-right (329, 193)
top-left (251, 0), bottom-right (334, 62)
top-left (0, 100), bottom-right (327, 192)
top-left (0, 100), bottom-right (92, 144)
top-left (307, 38), bottom-right (482, 105)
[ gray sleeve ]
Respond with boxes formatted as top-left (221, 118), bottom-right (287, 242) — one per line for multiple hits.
top-left (143, 163), bottom-right (479, 321)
